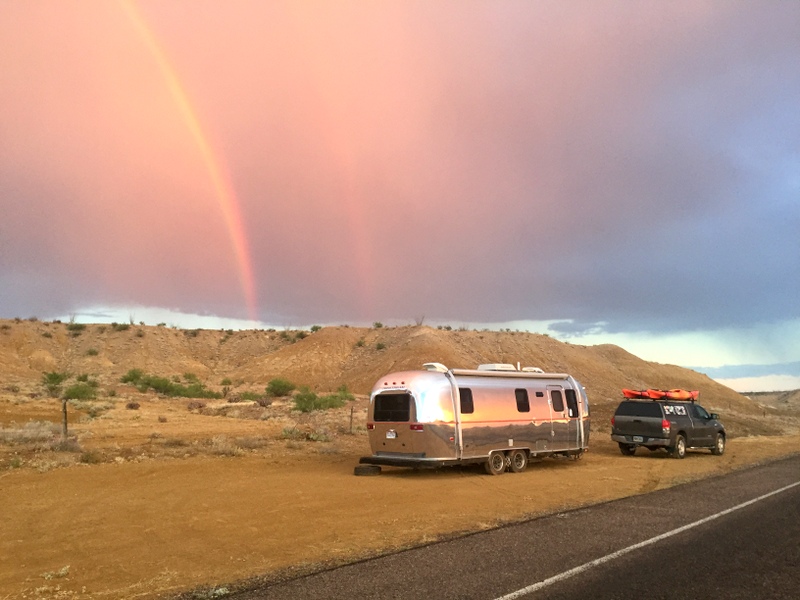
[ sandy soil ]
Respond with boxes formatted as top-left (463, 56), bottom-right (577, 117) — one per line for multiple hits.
top-left (1, 394), bottom-right (799, 600)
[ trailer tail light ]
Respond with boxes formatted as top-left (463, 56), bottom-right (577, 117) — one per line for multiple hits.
top-left (661, 419), bottom-right (671, 433)
top-left (410, 423), bottom-right (424, 431)
top-left (367, 423), bottom-right (375, 430)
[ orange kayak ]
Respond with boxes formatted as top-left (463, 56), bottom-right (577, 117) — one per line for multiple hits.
top-left (665, 389), bottom-right (699, 400)
top-left (622, 389), bottom-right (650, 399)
top-left (646, 389), bottom-right (666, 399)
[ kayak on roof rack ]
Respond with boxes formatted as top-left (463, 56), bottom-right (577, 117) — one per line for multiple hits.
top-left (622, 388), bottom-right (699, 401)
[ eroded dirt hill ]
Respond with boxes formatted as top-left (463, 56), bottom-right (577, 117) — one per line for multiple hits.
top-left (1, 318), bottom-right (791, 436)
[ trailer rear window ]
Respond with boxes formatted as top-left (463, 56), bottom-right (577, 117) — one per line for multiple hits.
top-left (374, 393), bottom-right (411, 422)
top-left (515, 389), bottom-right (530, 412)
top-left (459, 388), bottom-right (474, 414)
top-left (615, 401), bottom-right (662, 418)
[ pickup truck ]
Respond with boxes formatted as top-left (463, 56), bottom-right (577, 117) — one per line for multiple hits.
top-left (610, 399), bottom-right (725, 458)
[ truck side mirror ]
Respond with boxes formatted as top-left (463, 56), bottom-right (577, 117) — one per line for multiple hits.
top-left (710, 413), bottom-right (720, 420)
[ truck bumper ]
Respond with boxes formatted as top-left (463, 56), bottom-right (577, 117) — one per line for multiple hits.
top-left (611, 434), bottom-right (670, 447)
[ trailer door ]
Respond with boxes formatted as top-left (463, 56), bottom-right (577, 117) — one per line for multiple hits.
top-left (548, 386), bottom-right (569, 451)
top-left (564, 388), bottom-right (581, 449)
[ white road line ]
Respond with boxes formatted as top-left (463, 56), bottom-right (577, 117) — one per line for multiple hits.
top-left (494, 480), bottom-right (800, 600)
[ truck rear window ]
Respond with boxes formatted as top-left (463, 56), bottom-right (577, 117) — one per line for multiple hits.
top-left (374, 393), bottom-right (411, 422)
top-left (615, 401), bottom-right (662, 418)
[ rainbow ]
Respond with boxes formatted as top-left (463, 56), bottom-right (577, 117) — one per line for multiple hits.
top-left (119, 0), bottom-right (259, 322)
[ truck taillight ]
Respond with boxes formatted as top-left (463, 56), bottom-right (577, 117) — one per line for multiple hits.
top-left (410, 423), bottom-right (424, 431)
top-left (367, 423), bottom-right (374, 430)
top-left (661, 419), bottom-right (671, 432)
top-left (610, 417), bottom-right (615, 427)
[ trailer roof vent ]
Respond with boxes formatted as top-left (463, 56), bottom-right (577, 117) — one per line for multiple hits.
top-left (522, 367), bottom-right (545, 373)
top-left (423, 362), bottom-right (448, 373)
top-left (477, 364), bottom-right (518, 372)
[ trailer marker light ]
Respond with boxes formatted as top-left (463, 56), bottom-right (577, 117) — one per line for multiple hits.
top-left (410, 424), bottom-right (424, 431)
top-left (367, 423), bottom-right (374, 430)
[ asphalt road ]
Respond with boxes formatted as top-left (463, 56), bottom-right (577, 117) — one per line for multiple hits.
top-left (224, 455), bottom-right (800, 600)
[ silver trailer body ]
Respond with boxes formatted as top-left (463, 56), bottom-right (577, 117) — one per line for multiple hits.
top-left (359, 363), bottom-right (590, 473)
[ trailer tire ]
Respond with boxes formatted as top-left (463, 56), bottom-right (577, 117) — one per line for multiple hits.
top-left (509, 450), bottom-right (528, 473)
top-left (484, 451), bottom-right (506, 475)
top-left (353, 465), bottom-right (381, 476)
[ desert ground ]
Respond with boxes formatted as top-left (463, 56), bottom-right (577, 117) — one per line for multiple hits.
top-left (1, 319), bottom-right (799, 599)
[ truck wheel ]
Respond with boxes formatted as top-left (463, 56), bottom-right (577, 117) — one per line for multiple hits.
top-left (671, 435), bottom-right (686, 459)
top-left (618, 443), bottom-right (636, 456)
top-left (484, 451), bottom-right (506, 475)
top-left (711, 433), bottom-right (725, 456)
top-left (354, 465), bottom-right (381, 476)
top-left (509, 450), bottom-right (528, 473)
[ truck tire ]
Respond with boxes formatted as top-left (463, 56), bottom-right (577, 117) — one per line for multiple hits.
top-left (671, 434), bottom-right (686, 459)
top-left (618, 443), bottom-right (636, 456)
top-left (509, 450), bottom-right (528, 473)
top-left (711, 433), bottom-right (725, 456)
top-left (484, 451), bottom-right (506, 475)
top-left (354, 465), bottom-right (381, 476)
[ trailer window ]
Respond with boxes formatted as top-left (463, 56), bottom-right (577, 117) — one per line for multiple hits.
top-left (551, 390), bottom-right (564, 412)
top-left (515, 389), bottom-right (530, 412)
top-left (459, 388), bottom-right (474, 414)
top-left (565, 389), bottom-right (578, 418)
top-left (374, 393), bottom-right (411, 422)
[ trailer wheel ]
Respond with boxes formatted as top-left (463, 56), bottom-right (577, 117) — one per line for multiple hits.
top-left (353, 465), bottom-right (381, 476)
top-left (509, 450), bottom-right (528, 473)
top-left (484, 451), bottom-right (506, 475)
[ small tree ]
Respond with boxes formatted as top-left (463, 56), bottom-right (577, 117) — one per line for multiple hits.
top-left (42, 371), bottom-right (69, 398)
top-left (266, 378), bottom-right (296, 397)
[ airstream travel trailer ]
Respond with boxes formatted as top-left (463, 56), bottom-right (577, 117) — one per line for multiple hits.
top-left (358, 363), bottom-right (590, 475)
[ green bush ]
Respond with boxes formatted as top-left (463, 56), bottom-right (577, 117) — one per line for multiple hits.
top-left (376, 342), bottom-right (386, 350)
top-left (42, 372), bottom-right (69, 397)
top-left (86, 348), bottom-right (99, 356)
top-left (266, 378), bottom-right (296, 397)
top-left (220, 377), bottom-right (233, 386)
top-left (63, 382), bottom-right (97, 400)
top-left (310, 325), bottom-right (322, 332)
top-left (66, 322), bottom-right (86, 332)
top-left (292, 386), bottom-right (347, 413)
top-left (121, 369), bottom-right (144, 384)
top-left (373, 322), bottom-right (383, 329)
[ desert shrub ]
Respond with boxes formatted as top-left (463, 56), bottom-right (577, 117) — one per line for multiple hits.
top-left (42, 331), bottom-right (53, 338)
top-left (111, 322), bottom-right (129, 331)
top-left (85, 348), bottom-right (99, 356)
top-left (295, 331), bottom-right (308, 340)
top-left (373, 321), bottom-right (383, 329)
top-left (63, 382), bottom-right (97, 401)
top-left (254, 396), bottom-right (273, 408)
top-left (187, 401), bottom-right (206, 411)
top-left (79, 451), bottom-right (102, 464)
top-left (121, 370), bottom-right (221, 398)
top-left (135, 329), bottom-right (145, 337)
top-left (120, 369), bottom-right (144, 384)
top-left (334, 384), bottom-right (355, 402)
top-left (376, 342), bottom-right (386, 350)
top-left (266, 378), bottom-right (296, 397)
top-left (310, 325), bottom-right (322, 332)
top-left (42, 372), bottom-right (69, 397)
top-left (292, 386), bottom-right (347, 413)
top-left (0, 421), bottom-right (58, 444)
top-left (66, 322), bottom-right (86, 332)
top-left (125, 402), bottom-right (140, 410)
top-left (355, 338), bottom-right (365, 348)
top-left (76, 373), bottom-right (89, 382)
top-left (107, 390), bottom-right (116, 397)
top-left (220, 377), bottom-right (232, 386)
top-left (158, 416), bottom-right (167, 423)
top-left (279, 331), bottom-right (290, 341)
top-left (183, 372), bottom-right (200, 383)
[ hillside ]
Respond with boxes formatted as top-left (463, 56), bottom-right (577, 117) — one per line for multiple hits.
top-left (0, 318), bottom-right (792, 436)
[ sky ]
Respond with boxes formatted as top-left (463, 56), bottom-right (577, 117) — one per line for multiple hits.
top-left (1, 1), bottom-right (798, 392)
